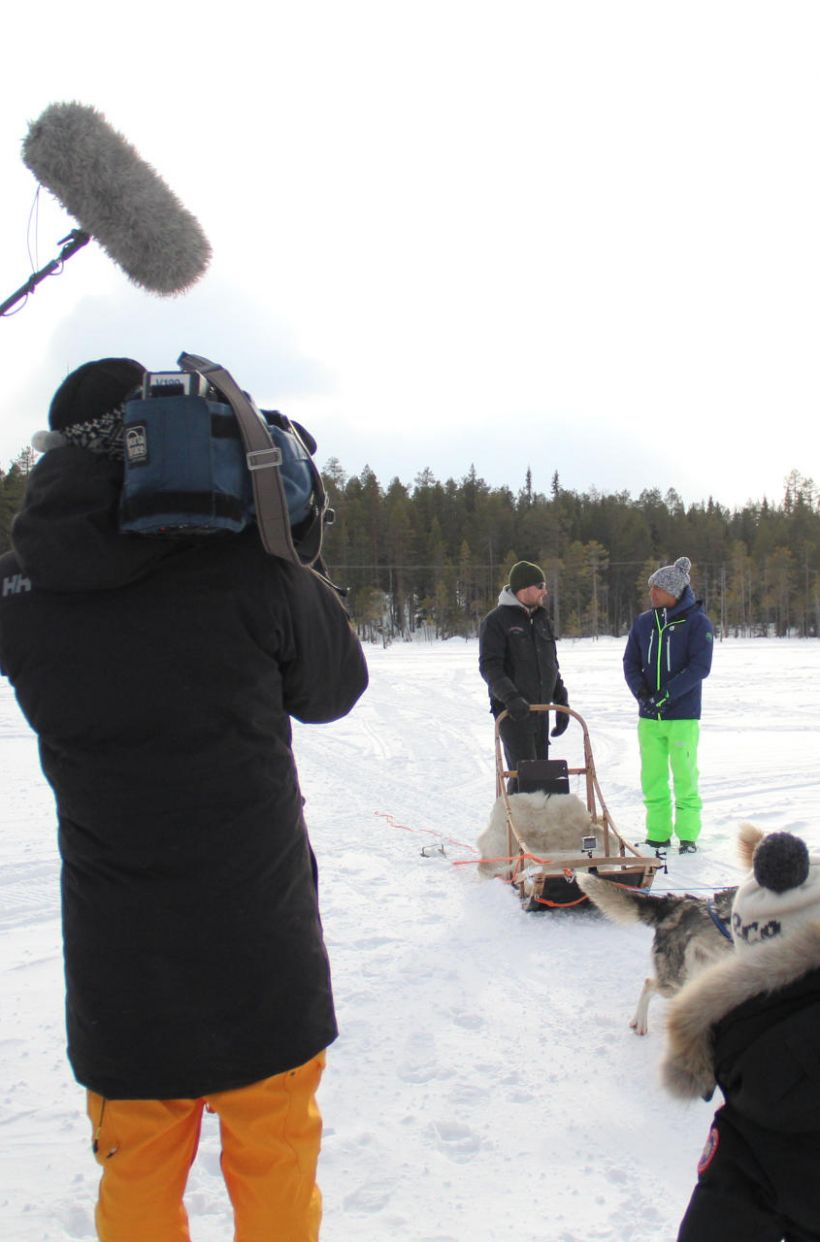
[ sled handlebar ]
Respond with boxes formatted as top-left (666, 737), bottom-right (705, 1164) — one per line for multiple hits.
top-left (495, 702), bottom-right (584, 727)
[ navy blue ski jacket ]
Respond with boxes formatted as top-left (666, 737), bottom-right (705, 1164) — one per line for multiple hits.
top-left (623, 585), bottom-right (714, 720)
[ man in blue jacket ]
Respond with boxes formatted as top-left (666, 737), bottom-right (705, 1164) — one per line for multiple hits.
top-left (623, 556), bottom-right (714, 854)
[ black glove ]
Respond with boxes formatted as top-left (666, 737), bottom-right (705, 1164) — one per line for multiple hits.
top-left (551, 708), bottom-right (570, 737)
top-left (505, 696), bottom-right (530, 722)
top-left (645, 691), bottom-right (670, 715)
top-left (636, 683), bottom-right (650, 701)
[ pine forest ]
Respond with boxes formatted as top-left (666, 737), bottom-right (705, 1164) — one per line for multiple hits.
top-left (1, 450), bottom-right (818, 642)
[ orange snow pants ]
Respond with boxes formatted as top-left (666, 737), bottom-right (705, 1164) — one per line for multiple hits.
top-left (86, 1052), bottom-right (325, 1242)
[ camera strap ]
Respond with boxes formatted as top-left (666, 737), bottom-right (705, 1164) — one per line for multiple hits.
top-left (177, 352), bottom-right (301, 564)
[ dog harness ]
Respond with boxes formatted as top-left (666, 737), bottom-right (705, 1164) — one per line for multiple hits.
top-left (706, 898), bottom-right (733, 942)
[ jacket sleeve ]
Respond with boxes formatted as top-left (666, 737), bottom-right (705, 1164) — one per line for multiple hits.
top-left (714, 998), bottom-right (820, 1132)
top-left (0, 551), bottom-right (21, 676)
top-left (279, 567), bottom-right (369, 724)
top-left (623, 625), bottom-right (648, 699)
top-left (478, 611), bottom-right (518, 705)
top-left (664, 613), bottom-right (714, 705)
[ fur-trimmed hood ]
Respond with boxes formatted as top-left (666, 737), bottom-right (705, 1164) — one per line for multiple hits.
top-left (661, 920), bottom-right (820, 1101)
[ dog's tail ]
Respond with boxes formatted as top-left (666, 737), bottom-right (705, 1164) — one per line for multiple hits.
top-left (575, 872), bottom-right (677, 928)
top-left (737, 823), bottom-right (765, 870)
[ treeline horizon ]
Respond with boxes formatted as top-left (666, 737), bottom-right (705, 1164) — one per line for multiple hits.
top-left (1, 449), bottom-right (818, 640)
top-left (318, 459), bottom-right (819, 641)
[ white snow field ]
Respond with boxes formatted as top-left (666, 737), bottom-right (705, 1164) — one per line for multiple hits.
top-left (2, 636), bottom-right (819, 1241)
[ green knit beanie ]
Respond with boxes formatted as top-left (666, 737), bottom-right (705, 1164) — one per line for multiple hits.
top-left (509, 561), bottom-right (545, 593)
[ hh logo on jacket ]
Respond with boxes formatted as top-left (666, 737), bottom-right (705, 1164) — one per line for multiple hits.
top-left (2, 573), bottom-right (31, 597)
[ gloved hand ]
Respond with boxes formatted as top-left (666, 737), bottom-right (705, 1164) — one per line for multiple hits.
top-left (551, 708), bottom-right (570, 737)
top-left (645, 691), bottom-right (670, 715)
top-left (505, 695), bottom-right (530, 722)
top-left (636, 683), bottom-right (650, 701)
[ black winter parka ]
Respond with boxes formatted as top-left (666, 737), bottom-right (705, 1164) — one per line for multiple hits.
top-left (478, 589), bottom-right (566, 715)
top-left (662, 922), bottom-right (820, 1230)
top-left (0, 448), bottom-right (368, 1099)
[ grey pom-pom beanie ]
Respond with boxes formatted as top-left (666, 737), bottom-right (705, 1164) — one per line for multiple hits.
top-left (648, 556), bottom-right (692, 599)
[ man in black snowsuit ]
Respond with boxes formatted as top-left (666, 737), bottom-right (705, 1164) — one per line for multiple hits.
top-left (662, 828), bottom-right (820, 1242)
top-left (478, 560), bottom-right (569, 792)
top-left (0, 358), bottom-right (368, 1242)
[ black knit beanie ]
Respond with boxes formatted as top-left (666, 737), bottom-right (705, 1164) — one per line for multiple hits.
top-left (33, 358), bottom-right (146, 460)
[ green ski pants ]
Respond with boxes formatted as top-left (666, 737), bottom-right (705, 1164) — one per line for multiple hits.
top-left (637, 717), bottom-right (702, 843)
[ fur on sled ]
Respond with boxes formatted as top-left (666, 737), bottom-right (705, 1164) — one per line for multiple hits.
top-left (476, 790), bottom-right (598, 877)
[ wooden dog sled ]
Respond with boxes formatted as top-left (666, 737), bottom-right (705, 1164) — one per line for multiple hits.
top-left (495, 704), bottom-right (663, 911)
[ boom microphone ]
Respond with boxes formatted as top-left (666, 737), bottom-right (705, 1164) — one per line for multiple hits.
top-left (22, 102), bottom-right (211, 295)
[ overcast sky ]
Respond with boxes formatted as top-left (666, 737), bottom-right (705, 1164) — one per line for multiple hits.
top-left (2, 0), bottom-right (818, 510)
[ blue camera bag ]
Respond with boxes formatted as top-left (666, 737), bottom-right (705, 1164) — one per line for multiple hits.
top-left (120, 396), bottom-right (314, 536)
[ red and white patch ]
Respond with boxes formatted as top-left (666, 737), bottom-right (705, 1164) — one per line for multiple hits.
top-left (697, 1125), bottom-right (720, 1176)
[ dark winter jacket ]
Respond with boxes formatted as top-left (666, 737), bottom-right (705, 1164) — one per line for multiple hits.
top-left (622, 585), bottom-right (713, 720)
top-left (662, 922), bottom-right (820, 1132)
top-left (0, 447), bottom-right (368, 1099)
top-left (662, 925), bottom-right (820, 1234)
top-left (478, 588), bottom-right (566, 716)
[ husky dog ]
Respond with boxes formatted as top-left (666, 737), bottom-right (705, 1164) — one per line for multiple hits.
top-left (477, 791), bottom-right (600, 878)
top-left (573, 828), bottom-right (764, 1034)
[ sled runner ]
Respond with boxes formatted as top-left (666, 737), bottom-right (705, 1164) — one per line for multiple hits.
top-left (494, 704), bottom-right (663, 911)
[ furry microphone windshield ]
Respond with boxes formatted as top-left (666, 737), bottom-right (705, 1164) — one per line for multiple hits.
top-left (22, 102), bottom-right (211, 295)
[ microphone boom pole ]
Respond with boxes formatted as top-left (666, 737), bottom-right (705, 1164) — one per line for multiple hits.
top-left (0, 228), bottom-right (90, 317)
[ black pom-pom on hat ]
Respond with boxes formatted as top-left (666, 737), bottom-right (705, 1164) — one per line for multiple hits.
top-left (753, 832), bottom-right (810, 894)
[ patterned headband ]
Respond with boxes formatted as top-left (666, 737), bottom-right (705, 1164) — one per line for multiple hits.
top-left (59, 404), bottom-right (127, 461)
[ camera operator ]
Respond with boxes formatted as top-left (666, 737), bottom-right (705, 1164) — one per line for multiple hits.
top-left (0, 358), bottom-right (368, 1242)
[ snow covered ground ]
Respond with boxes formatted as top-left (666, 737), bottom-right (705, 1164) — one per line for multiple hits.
top-left (2, 635), bottom-right (819, 1241)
